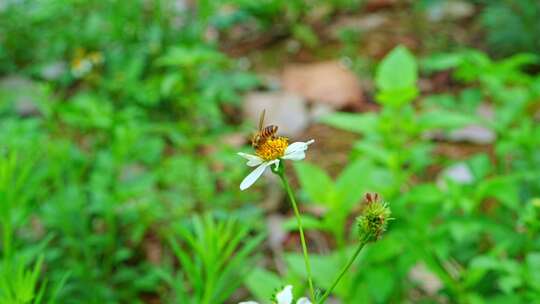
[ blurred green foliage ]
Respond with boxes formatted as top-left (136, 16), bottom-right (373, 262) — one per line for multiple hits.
top-left (320, 46), bottom-right (540, 303)
top-left (479, 0), bottom-right (540, 57)
top-left (1, 0), bottom-right (539, 303)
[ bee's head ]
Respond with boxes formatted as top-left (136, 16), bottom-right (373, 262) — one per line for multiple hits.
top-left (251, 133), bottom-right (261, 146)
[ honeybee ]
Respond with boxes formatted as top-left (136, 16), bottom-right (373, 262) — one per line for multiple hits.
top-left (251, 109), bottom-right (278, 149)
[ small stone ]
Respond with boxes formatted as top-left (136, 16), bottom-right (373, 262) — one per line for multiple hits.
top-left (409, 263), bottom-right (443, 295)
top-left (477, 103), bottom-right (494, 119)
top-left (0, 76), bottom-right (43, 117)
top-left (441, 162), bottom-right (474, 184)
top-left (448, 125), bottom-right (495, 144)
top-left (41, 61), bottom-right (66, 80)
top-left (427, 0), bottom-right (475, 21)
top-left (15, 100), bottom-right (40, 118)
top-left (119, 164), bottom-right (146, 182)
top-left (328, 13), bottom-right (388, 39)
top-left (423, 104), bottom-right (495, 144)
top-left (309, 104), bottom-right (335, 121)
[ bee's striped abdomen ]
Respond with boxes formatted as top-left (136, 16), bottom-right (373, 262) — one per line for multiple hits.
top-left (261, 125), bottom-right (278, 138)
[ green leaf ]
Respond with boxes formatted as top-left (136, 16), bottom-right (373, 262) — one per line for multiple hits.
top-left (292, 24), bottom-right (319, 48)
top-left (376, 86), bottom-right (419, 107)
top-left (498, 53), bottom-right (539, 72)
top-left (244, 267), bottom-right (282, 302)
top-left (467, 154), bottom-right (492, 181)
top-left (417, 109), bottom-right (479, 130)
top-left (335, 160), bottom-right (375, 210)
top-left (375, 45), bottom-right (418, 106)
top-left (285, 251), bottom-right (343, 291)
top-left (353, 142), bottom-right (393, 166)
top-left (526, 253), bottom-right (540, 291)
top-left (282, 215), bottom-right (324, 231)
top-left (320, 112), bottom-right (378, 134)
top-left (365, 233), bottom-right (404, 263)
top-left (421, 52), bottom-right (465, 73)
top-left (476, 175), bottom-right (520, 210)
top-left (470, 255), bottom-right (500, 271)
top-left (156, 46), bottom-right (226, 67)
top-left (498, 275), bottom-right (522, 294)
top-left (59, 93), bottom-right (113, 130)
top-left (376, 46), bottom-right (418, 90)
top-left (366, 266), bottom-right (395, 303)
top-left (293, 162), bottom-right (335, 205)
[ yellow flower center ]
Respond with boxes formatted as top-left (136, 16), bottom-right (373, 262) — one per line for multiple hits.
top-left (255, 137), bottom-right (289, 161)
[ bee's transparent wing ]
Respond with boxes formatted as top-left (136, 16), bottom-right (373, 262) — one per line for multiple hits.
top-left (258, 109), bottom-right (266, 131)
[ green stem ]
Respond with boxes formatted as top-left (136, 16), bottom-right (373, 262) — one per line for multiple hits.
top-left (317, 234), bottom-right (371, 304)
top-left (277, 169), bottom-right (316, 301)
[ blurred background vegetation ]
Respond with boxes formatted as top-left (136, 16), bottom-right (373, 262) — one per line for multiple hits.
top-left (1, 0), bottom-right (540, 303)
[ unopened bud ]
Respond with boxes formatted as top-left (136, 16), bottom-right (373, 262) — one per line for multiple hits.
top-left (357, 192), bottom-right (392, 241)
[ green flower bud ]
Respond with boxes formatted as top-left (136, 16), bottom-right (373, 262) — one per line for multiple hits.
top-left (357, 193), bottom-right (392, 242)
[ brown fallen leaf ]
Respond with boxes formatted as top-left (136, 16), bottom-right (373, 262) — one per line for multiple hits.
top-left (282, 61), bottom-right (364, 109)
top-left (365, 0), bottom-right (400, 11)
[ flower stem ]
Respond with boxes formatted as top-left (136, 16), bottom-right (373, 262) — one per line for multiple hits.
top-left (316, 234), bottom-right (371, 304)
top-left (277, 168), bottom-right (316, 301)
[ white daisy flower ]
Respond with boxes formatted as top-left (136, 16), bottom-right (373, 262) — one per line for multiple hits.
top-left (238, 138), bottom-right (315, 191)
top-left (239, 285), bottom-right (312, 304)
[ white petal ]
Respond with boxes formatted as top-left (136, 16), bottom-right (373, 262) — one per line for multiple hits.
top-left (281, 150), bottom-right (306, 161)
top-left (237, 152), bottom-right (264, 167)
top-left (239, 160), bottom-right (278, 191)
top-left (240, 163), bottom-right (269, 191)
top-left (296, 298), bottom-right (312, 304)
top-left (276, 285), bottom-right (293, 304)
top-left (238, 302), bottom-right (259, 304)
top-left (284, 140), bottom-right (314, 156)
